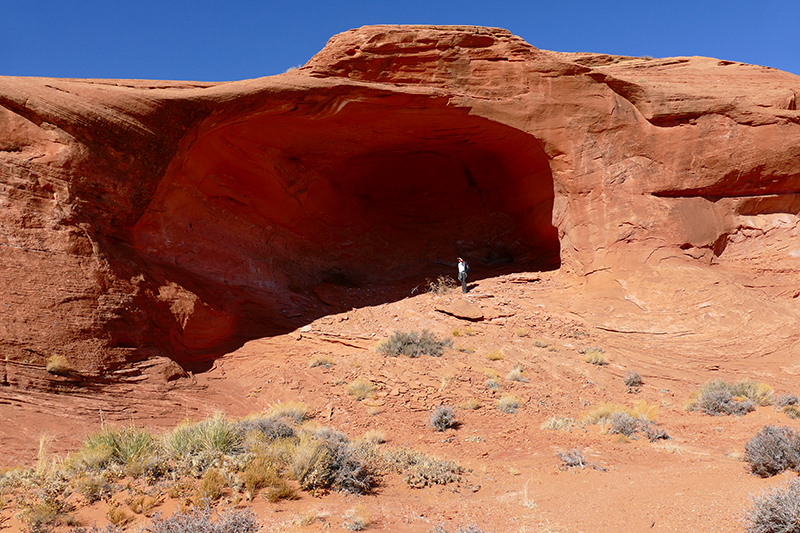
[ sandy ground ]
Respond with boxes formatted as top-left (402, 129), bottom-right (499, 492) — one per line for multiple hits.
top-left (2, 268), bottom-right (799, 532)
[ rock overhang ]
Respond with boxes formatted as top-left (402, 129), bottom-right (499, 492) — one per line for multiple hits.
top-left (2, 24), bottom-right (800, 379)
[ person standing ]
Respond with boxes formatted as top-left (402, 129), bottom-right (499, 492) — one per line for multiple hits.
top-left (457, 257), bottom-right (469, 293)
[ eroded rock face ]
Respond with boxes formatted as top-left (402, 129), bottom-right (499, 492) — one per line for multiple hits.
top-left (1, 25), bottom-right (799, 382)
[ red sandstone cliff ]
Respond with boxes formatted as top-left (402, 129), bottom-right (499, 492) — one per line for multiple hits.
top-left (1, 25), bottom-right (799, 387)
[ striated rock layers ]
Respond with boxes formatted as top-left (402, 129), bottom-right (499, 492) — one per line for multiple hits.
top-left (1, 25), bottom-right (800, 386)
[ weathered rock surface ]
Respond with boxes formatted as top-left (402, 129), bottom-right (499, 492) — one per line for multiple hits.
top-left (1, 25), bottom-right (800, 386)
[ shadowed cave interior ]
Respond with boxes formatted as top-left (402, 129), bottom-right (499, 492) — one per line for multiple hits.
top-left (129, 98), bottom-right (560, 365)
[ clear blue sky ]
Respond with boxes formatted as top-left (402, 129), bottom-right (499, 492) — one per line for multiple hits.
top-left (2, 0), bottom-right (798, 81)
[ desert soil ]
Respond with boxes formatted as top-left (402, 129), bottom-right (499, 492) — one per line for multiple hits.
top-left (1, 269), bottom-right (797, 533)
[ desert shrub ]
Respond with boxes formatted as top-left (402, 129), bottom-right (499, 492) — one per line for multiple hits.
top-left (746, 479), bottom-right (800, 533)
top-left (236, 416), bottom-right (295, 442)
top-left (106, 504), bottom-right (132, 528)
top-left (71, 526), bottom-right (124, 533)
top-left (692, 380), bottom-right (771, 416)
top-left (127, 494), bottom-right (159, 516)
top-left (775, 393), bottom-right (799, 408)
top-left (744, 425), bottom-right (800, 477)
top-left (582, 401), bottom-right (659, 426)
top-left (785, 406), bottom-right (800, 420)
top-left (308, 354), bottom-right (334, 368)
top-left (342, 507), bottom-right (370, 531)
top-left (146, 508), bottom-right (260, 533)
top-left (428, 275), bottom-right (457, 294)
top-left (515, 328), bottom-right (529, 337)
top-left (383, 448), bottom-right (463, 488)
top-left (165, 414), bottom-right (242, 458)
top-left (377, 330), bottom-right (452, 357)
top-left (497, 395), bottom-right (519, 414)
top-left (195, 467), bottom-right (227, 504)
top-left (346, 378), bottom-right (376, 401)
top-left (291, 431), bottom-right (374, 494)
top-left (267, 400), bottom-right (309, 422)
top-left (485, 379), bottom-right (501, 391)
top-left (485, 350), bottom-right (503, 361)
top-left (361, 430), bottom-right (386, 445)
top-left (556, 448), bottom-right (587, 469)
top-left (730, 381), bottom-right (774, 406)
top-left (624, 371), bottom-right (643, 391)
top-left (540, 416), bottom-right (575, 431)
top-left (533, 339), bottom-right (548, 348)
top-left (460, 398), bottom-right (481, 410)
top-left (608, 412), bottom-right (646, 437)
top-left (507, 365), bottom-right (529, 383)
top-left (430, 406), bottom-right (457, 432)
top-left (45, 355), bottom-right (70, 375)
top-left (694, 381), bottom-right (755, 416)
top-left (74, 474), bottom-right (112, 503)
top-left (243, 455), bottom-right (278, 497)
top-left (581, 347), bottom-right (606, 365)
top-left (78, 426), bottom-right (156, 471)
top-left (432, 526), bottom-right (492, 533)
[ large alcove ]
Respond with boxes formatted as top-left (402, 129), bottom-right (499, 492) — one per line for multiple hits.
top-left (132, 94), bottom-right (559, 361)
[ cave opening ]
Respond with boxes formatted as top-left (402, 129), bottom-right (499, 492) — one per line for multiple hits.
top-left (134, 97), bottom-right (559, 362)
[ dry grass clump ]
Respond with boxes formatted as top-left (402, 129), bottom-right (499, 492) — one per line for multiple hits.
top-left (146, 508), bottom-right (259, 533)
top-left (267, 400), bottom-right (309, 422)
top-left (428, 275), bottom-right (458, 294)
top-left (346, 378), bottom-right (376, 401)
top-left (582, 400), bottom-right (659, 426)
top-left (430, 406), bottom-right (458, 432)
top-left (746, 479), bottom-right (800, 533)
top-left (581, 347), bottom-right (606, 365)
top-left (507, 365), bottom-right (529, 383)
top-left (309, 354), bottom-right (334, 368)
top-left (689, 379), bottom-right (772, 416)
top-left (460, 398), bottom-right (481, 410)
top-left (485, 379), bottom-right (501, 391)
top-left (485, 350), bottom-right (503, 361)
top-left (291, 429), bottom-right (375, 494)
top-left (361, 430), bottom-right (387, 445)
top-left (342, 506), bottom-right (370, 531)
top-left (540, 416), bottom-right (575, 431)
top-left (377, 330), bottom-right (453, 357)
top-left (71, 425), bottom-right (157, 474)
top-left (581, 401), bottom-right (668, 441)
top-left (107, 503), bottom-right (133, 527)
top-left (194, 467), bottom-right (227, 504)
top-left (556, 448), bottom-right (587, 469)
top-left (515, 328), bottom-right (529, 337)
top-left (624, 371), bottom-right (643, 392)
top-left (45, 355), bottom-right (70, 375)
top-left (497, 395), bottom-right (520, 414)
top-left (74, 474), bottom-right (113, 503)
top-left (383, 448), bottom-right (464, 488)
top-left (165, 414), bottom-right (241, 458)
top-left (744, 425), bottom-right (800, 478)
top-left (533, 339), bottom-right (548, 348)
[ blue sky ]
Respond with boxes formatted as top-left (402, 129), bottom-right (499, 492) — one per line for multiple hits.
top-left (2, 0), bottom-right (798, 81)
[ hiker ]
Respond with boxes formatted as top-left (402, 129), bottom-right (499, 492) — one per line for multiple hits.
top-left (457, 257), bottom-right (469, 293)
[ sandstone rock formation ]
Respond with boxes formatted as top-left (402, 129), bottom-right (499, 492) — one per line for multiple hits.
top-left (1, 25), bottom-right (799, 387)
